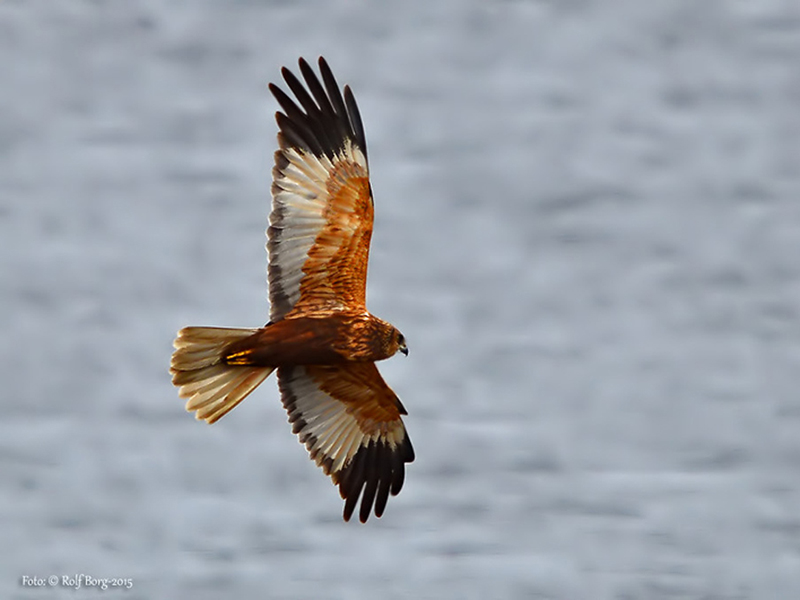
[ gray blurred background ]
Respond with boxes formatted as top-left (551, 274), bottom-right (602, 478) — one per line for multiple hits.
top-left (2, 1), bottom-right (800, 598)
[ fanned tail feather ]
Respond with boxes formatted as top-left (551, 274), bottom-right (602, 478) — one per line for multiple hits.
top-left (170, 327), bottom-right (274, 424)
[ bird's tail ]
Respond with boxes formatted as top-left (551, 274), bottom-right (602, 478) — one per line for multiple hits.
top-left (170, 326), bottom-right (275, 424)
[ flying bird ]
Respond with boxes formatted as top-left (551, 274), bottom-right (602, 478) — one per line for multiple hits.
top-left (170, 57), bottom-right (414, 523)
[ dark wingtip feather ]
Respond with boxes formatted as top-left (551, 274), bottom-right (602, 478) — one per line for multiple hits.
top-left (269, 57), bottom-right (367, 162)
top-left (343, 85), bottom-right (367, 163)
top-left (337, 433), bottom-right (414, 523)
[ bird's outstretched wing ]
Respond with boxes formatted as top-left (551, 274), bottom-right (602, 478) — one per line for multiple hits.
top-left (277, 362), bottom-right (415, 523)
top-left (268, 57), bottom-right (373, 321)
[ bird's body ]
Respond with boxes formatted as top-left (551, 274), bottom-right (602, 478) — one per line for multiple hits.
top-left (170, 57), bottom-right (413, 523)
top-left (224, 313), bottom-right (404, 366)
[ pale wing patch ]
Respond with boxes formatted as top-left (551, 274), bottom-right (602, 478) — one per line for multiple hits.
top-left (267, 139), bottom-right (368, 321)
top-left (279, 364), bottom-right (372, 474)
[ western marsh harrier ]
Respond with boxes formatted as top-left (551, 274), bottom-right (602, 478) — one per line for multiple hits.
top-left (170, 57), bottom-right (413, 523)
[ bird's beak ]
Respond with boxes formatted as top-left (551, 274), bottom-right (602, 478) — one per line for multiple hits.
top-left (400, 346), bottom-right (408, 356)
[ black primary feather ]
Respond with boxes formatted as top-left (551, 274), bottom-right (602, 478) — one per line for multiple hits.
top-left (270, 57), bottom-right (368, 163)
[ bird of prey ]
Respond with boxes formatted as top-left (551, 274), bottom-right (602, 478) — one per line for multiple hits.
top-left (170, 57), bottom-right (414, 523)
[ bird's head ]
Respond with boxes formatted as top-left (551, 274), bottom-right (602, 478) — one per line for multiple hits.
top-left (376, 321), bottom-right (408, 359)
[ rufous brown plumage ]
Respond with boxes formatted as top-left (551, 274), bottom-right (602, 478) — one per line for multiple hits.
top-left (170, 57), bottom-right (413, 523)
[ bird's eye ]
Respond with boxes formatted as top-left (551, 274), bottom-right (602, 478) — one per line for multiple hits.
top-left (397, 333), bottom-right (405, 345)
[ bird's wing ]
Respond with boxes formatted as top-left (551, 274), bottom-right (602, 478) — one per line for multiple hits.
top-left (277, 362), bottom-right (414, 523)
top-left (267, 57), bottom-right (373, 321)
